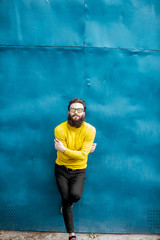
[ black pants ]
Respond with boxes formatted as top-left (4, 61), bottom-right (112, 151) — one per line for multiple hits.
top-left (55, 164), bottom-right (85, 233)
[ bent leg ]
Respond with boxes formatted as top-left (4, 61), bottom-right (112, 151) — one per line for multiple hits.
top-left (69, 171), bottom-right (85, 204)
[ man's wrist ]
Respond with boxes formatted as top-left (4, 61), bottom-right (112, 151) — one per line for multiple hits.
top-left (62, 147), bottom-right (66, 153)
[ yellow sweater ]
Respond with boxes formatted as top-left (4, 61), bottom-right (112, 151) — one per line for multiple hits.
top-left (54, 121), bottom-right (96, 169)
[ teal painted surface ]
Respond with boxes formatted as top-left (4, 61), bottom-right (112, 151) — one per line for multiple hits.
top-left (0, 0), bottom-right (160, 234)
top-left (85, 1), bottom-right (160, 49)
top-left (0, 0), bottom-right (84, 46)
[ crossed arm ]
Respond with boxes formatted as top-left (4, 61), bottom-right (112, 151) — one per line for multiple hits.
top-left (54, 138), bottom-right (97, 154)
top-left (54, 127), bottom-right (97, 160)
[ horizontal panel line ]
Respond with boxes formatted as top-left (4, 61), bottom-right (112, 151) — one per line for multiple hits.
top-left (0, 44), bottom-right (160, 52)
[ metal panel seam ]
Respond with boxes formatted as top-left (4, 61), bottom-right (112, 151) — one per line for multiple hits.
top-left (0, 45), bottom-right (160, 52)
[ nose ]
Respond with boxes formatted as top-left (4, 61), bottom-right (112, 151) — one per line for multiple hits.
top-left (73, 111), bottom-right (79, 116)
top-left (73, 112), bottom-right (79, 116)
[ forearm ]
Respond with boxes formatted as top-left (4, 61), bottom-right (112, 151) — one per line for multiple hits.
top-left (56, 149), bottom-right (85, 161)
top-left (64, 142), bottom-right (93, 160)
top-left (64, 149), bottom-right (86, 160)
top-left (54, 126), bottom-right (96, 160)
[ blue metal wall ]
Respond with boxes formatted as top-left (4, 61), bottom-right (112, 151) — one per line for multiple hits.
top-left (0, 0), bottom-right (160, 234)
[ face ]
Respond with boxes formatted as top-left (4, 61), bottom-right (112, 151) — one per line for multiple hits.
top-left (68, 102), bottom-right (85, 128)
top-left (69, 103), bottom-right (85, 120)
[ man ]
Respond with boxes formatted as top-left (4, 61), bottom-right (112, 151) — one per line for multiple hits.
top-left (54, 98), bottom-right (96, 240)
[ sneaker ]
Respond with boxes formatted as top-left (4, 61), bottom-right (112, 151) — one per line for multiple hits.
top-left (69, 235), bottom-right (76, 240)
top-left (60, 206), bottom-right (63, 214)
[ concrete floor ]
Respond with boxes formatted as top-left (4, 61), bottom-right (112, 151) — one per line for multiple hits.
top-left (0, 231), bottom-right (159, 240)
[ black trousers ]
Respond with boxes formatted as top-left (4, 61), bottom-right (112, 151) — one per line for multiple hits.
top-left (55, 164), bottom-right (85, 233)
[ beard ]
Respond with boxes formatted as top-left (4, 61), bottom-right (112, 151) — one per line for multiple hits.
top-left (68, 113), bottom-right (85, 128)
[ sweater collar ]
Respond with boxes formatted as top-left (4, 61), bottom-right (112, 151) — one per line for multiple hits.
top-left (67, 121), bottom-right (85, 131)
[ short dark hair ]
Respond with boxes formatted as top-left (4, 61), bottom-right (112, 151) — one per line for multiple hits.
top-left (68, 98), bottom-right (86, 112)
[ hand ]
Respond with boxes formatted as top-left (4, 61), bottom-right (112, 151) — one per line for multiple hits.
top-left (54, 138), bottom-right (66, 153)
top-left (90, 143), bottom-right (97, 153)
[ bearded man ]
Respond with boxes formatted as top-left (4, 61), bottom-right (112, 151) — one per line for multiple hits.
top-left (54, 98), bottom-right (96, 240)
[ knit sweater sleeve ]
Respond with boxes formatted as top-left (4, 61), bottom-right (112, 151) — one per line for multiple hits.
top-left (64, 127), bottom-right (96, 160)
top-left (54, 126), bottom-right (67, 147)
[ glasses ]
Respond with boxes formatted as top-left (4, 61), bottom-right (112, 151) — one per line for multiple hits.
top-left (70, 108), bottom-right (84, 113)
